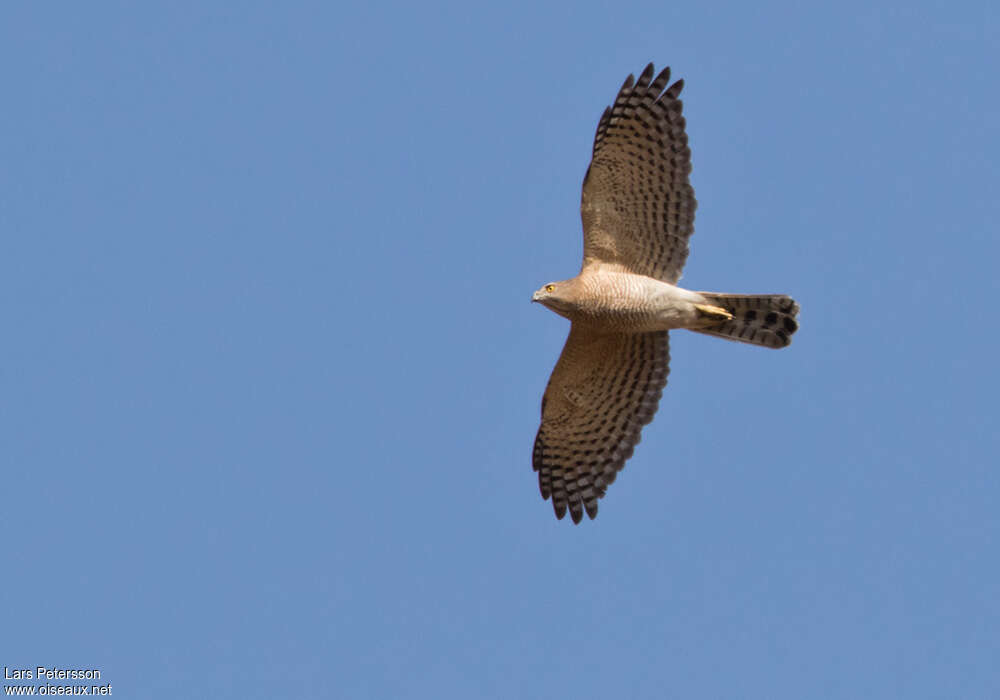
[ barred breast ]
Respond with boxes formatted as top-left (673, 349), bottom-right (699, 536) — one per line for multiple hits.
top-left (577, 267), bottom-right (705, 332)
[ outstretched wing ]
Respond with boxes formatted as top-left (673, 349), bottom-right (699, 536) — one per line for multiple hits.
top-left (581, 63), bottom-right (696, 283)
top-left (532, 326), bottom-right (670, 523)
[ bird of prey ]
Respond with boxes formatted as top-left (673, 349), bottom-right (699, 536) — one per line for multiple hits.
top-left (531, 64), bottom-right (800, 524)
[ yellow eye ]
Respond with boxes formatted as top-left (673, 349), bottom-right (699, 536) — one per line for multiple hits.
top-left (545, 284), bottom-right (555, 293)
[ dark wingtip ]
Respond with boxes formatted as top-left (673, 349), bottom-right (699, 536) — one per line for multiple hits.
top-left (637, 63), bottom-right (655, 88)
top-left (651, 66), bottom-right (672, 93)
top-left (664, 78), bottom-right (684, 100)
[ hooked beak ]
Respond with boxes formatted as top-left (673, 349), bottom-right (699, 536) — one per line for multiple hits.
top-left (531, 290), bottom-right (542, 303)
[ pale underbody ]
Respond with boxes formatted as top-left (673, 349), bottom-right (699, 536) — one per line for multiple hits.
top-left (531, 265), bottom-right (731, 333)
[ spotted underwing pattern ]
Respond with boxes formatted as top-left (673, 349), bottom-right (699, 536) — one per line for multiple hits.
top-left (581, 64), bottom-right (696, 284)
top-left (534, 328), bottom-right (669, 523)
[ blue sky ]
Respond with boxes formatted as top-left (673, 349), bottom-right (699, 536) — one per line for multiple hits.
top-left (3, 1), bottom-right (998, 697)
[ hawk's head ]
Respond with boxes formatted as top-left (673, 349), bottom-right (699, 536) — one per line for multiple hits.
top-left (531, 280), bottom-right (576, 319)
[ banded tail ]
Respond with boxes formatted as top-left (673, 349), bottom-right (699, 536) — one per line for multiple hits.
top-left (692, 294), bottom-right (800, 348)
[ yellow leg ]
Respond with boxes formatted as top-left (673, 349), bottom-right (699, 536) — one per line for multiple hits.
top-left (693, 304), bottom-right (733, 323)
